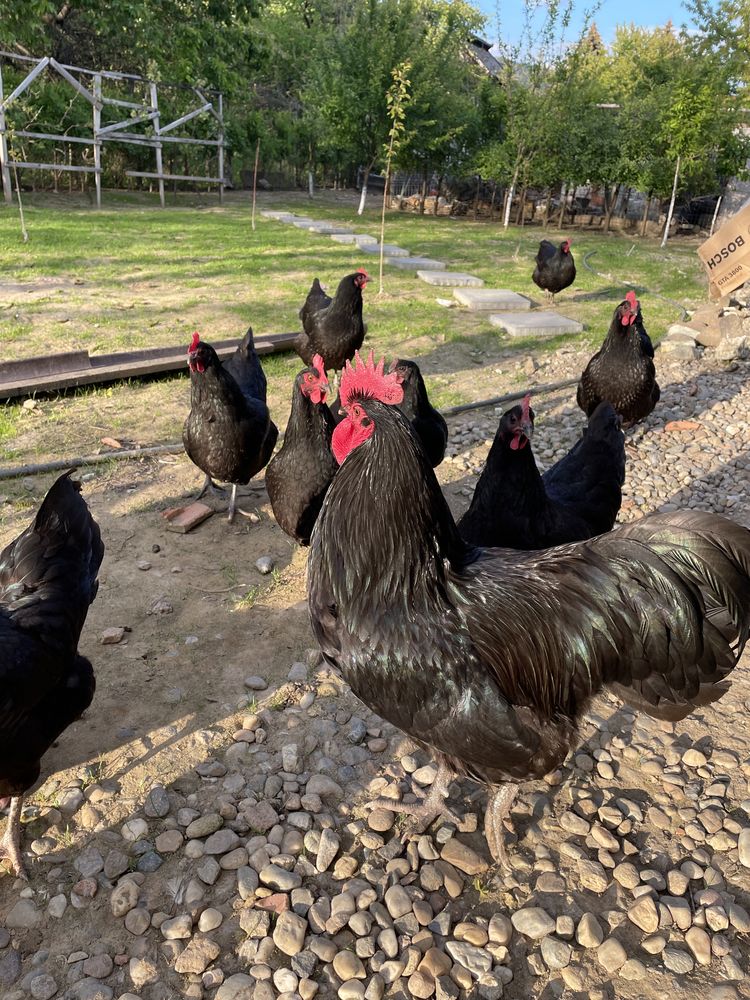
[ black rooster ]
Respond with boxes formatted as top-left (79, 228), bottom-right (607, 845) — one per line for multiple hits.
top-left (295, 269), bottom-right (369, 372)
top-left (532, 238), bottom-right (576, 301)
top-left (183, 329), bottom-right (278, 523)
top-left (308, 354), bottom-right (750, 864)
top-left (577, 290), bottom-right (660, 425)
top-left (458, 395), bottom-right (624, 549)
top-left (390, 359), bottom-right (448, 468)
top-left (1, 471), bottom-right (104, 878)
top-left (266, 355), bottom-right (337, 546)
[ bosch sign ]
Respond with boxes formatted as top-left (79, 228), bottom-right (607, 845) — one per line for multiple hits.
top-left (706, 235), bottom-right (746, 270)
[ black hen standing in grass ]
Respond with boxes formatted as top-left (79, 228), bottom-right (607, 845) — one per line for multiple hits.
top-left (577, 291), bottom-right (660, 426)
top-left (183, 329), bottom-right (278, 522)
top-left (0, 471), bottom-right (103, 878)
top-left (266, 355), bottom-right (337, 546)
top-left (389, 359), bottom-right (448, 468)
top-left (532, 238), bottom-right (576, 302)
top-left (308, 353), bottom-right (750, 865)
top-left (295, 269), bottom-right (369, 372)
top-left (458, 395), bottom-right (625, 549)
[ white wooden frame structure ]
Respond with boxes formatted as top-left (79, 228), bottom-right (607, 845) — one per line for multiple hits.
top-left (0, 52), bottom-right (227, 207)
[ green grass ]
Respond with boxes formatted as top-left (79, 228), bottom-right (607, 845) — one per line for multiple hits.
top-left (0, 188), bottom-right (708, 463)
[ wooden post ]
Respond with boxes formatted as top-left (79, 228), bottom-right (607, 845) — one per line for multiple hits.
top-left (150, 81), bottom-right (165, 208)
top-left (217, 92), bottom-right (224, 204)
top-left (251, 136), bottom-right (260, 231)
top-left (661, 155), bottom-right (680, 248)
top-left (93, 74), bottom-right (102, 208)
top-left (710, 195), bottom-right (722, 236)
top-left (0, 62), bottom-right (12, 205)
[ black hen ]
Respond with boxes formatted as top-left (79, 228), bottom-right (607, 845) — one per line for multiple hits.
top-left (308, 358), bottom-right (750, 864)
top-left (266, 355), bottom-right (337, 546)
top-left (577, 291), bottom-right (660, 425)
top-left (458, 396), bottom-right (625, 549)
top-left (390, 359), bottom-right (448, 468)
top-left (0, 471), bottom-right (104, 878)
top-left (299, 277), bottom-right (332, 332)
top-left (295, 269), bottom-right (369, 372)
top-left (183, 329), bottom-right (278, 522)
top-left (532, 238), bottom-right (576, 301)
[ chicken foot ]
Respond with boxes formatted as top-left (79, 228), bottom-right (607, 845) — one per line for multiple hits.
top-left (366, 759), bottom-right (463, 833)
top-left (196, 475), bottom-right (227, 501)
top-left (227, 484), bottom-right (258, 525)
top-left (0, 796), bottom-right (28, 880)
top-left (483, 782), bottom-right (519, 869)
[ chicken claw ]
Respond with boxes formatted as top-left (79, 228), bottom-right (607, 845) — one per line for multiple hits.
top-left (0, 797), bottom-right (28, 880)
top-left (483, 783), bottom-right (519, 870)
top-left (366, 759), bottom-right (462, 834)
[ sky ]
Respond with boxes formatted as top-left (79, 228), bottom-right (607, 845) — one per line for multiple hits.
top-left (476, 0), bottom-right (691, 49)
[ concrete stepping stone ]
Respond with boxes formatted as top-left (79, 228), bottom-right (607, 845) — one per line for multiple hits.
top-left (358, 242), bottom-right (410, 257)
top-left (291, 218), bottom-right (319, 228)
top-left (453, 288), bottom-right (531, 311)
top-left (489, 311), bottom-right (584, 337)
top-left (418, 271), bottom-right (484, 287)
top-left (260, 210), bottom-right (298, 220)
top-left (308, 223), bottom-right (353, 234)
top-left (331, 233), bottom-right (378, 245)
top-left (386, 256), bottom-right (446, 270)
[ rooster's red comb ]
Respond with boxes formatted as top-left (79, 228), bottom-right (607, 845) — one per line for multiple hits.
top-left (311, 353), bottom-right (328, 379)
top-left (625, 290), bottom-right (638, 309)
top-left (339, 350), bottom-right (404, 409)
top-left (520, 393), bottom-right (532, 421)
top-left (356, 267), bottom-right (369, 276)
top-left (188, 331), bottom-right (201, 353)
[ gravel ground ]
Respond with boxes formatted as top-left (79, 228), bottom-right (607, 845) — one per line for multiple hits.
top-left (1, 333), bottom-right (750, 1000)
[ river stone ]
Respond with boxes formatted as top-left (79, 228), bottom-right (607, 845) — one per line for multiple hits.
top-left (511, 908), bottom-right (555, 939)
top-left (273, 911), bottom-right (308, 956)
top-left (597, 938), bottom-right (627, 973)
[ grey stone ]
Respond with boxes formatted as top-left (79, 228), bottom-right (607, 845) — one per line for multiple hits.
top-left (331, 233), bottom-right (378, 244)
top-left (273, 911), bottom-right (308, 956)
top-left (453, 288), bottom-right (531, 311)
top-left (358, 242), bottom-right (410, 256)
top-left (29, 974), bottom-right (58, 1000)
top-left (74, 846), bottom-right (104, 878)
top-left (418, 271), bottom-right (484, 287)
top-left (215, 973), bottom-right (256, 1000)
top-left (5, 899), bottom-right (42, 929)
top-left (67, 980), bottom-right (113, 1000)
top-left (444, 940), bottom-right (492, 976)
top-left (385, 256), bottom-right (447, 270)
top-left (663, 947), bottom-right (694, 974)
top-left (0, 949), bottom-right (21, 986)
top-left (511, 907), bottom-right (555, 939)
top-left (144, 785), bottom-right (170, 818)
top-left (490, 310), bottom-right (584, 336)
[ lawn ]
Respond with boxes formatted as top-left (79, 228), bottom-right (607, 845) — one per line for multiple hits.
top-left (0, 188), bottom-right (708, 465)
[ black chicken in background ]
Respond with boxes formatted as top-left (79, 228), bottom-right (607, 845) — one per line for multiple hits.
top-left (266, 355), bottom-right (337, 546)
top-left (308, 353), bottom-right (750, 864)
top-left (458, 395), bottom-right (625, 549)
top-left (0, 471), bottom-right (104, 878)
top-left (183, 329), bottom-right (278, 522)
top-left (577, 290), bottom-right (660, 425)
top-left (390, 359), bottom-right (448, 468)
top-left (532, 238), bottom-right (576, 301)
top-left (295, 269), bottom-right (369, 372)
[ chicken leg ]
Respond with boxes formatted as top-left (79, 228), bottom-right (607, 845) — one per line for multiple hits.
top-left (367, 758), bottom-right (463, 833)
top-left (196, 474), bottom-right (227, 501)
top-left (483, 783), bottom-right (519, 869)
top-left (0, 796), bottom-right (28, 880)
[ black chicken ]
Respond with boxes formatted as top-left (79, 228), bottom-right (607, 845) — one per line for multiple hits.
top-left (1, 471), bottom-right (104, 878)
top-left (532, 238), bottom-right (576, 301)
top-left (458, 395), bottom-right (625, 549)
top-left (183, 329), bottom-right (278, 523)
top-left (390, 359), bottom-right (448, 468)
top-left (295, 269), bottom-right (369, 372)
top-left (299, 277), bottom-right (332, 332)
top-left (266, 355), bottom-right (337, 546)
top-left (577, 291), bottom-right (660, 425)
top-left (308, 354), bottom-right (750, 864)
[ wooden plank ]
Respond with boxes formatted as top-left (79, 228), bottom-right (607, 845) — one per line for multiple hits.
top-left (100, 96), bottom-right (152, 110)
top-left (158, 102), bottom-right (212, 135)
top-left (93, 75), bottom-right (102, 208)
top-left (0, 61), bottom-right (11, 204)
top-left (49, 58), bottom-right (99, 107)
top-left (10, 161), bottom-right (101, 173)
top-left (0, 333), bottom-right (298, 400)
top-left (150, 81), bottom-right (165, 209)
top-left (97, 111), bottom-right (157, 136)
top-left (125, 170), bottom-right (222, 183)
top-left (101, 132), bottom-right (221, 148)
top-left (0, 351), bottom-right (92, 384)
top-left (1, 57), bottom-right (49, 109)
top-left (14, 129), bottom-right (92, 144)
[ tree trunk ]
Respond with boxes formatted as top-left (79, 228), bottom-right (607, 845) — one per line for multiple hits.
top-left (251, 137), bottom-right (260, 232)
top-left (357, 163), bottom-right (372, 215)
top-left (557, 182), bottom-right (567, 228)
top-left (542, 186), bottom-right (551, 228)
top-left (603, 182), bottom-right (620, 233)
top-left (641, 191), bottom-right (653, 237)
top-left (472, 177), bottom-right (481, 220)
top-left (661, 155), bottom-right (680, 247)
top-left (489, 181), bottom-right (497, 221)
top-left (433, 174), bottom-right (443, 216)
top-left (308, 169), bottom-right (314, 199)
top-left (515, 186), bottom-right (527, 225)
top-left (418, 174), bottom-right (427, 215)
top-left (621, 186), bottom-right (632, 221)
top-left (503, 162), bottom-right (520, 229)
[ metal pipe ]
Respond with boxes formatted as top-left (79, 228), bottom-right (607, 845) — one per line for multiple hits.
top-left (440, 378), bottom-right (578, 417)
top-left (0, 443), bottom-right (184, 481)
